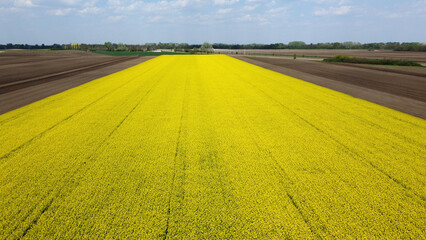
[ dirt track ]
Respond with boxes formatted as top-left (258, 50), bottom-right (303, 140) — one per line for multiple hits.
top-left (234, 56), bottom-right (426, 119)
top-left (0, 52), bottom-right (155, 114)
top-left (217, 49), bottom-right (426, 61)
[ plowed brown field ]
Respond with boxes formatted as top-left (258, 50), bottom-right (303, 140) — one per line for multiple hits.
top-left (217, 49), bottom-right (426, 61)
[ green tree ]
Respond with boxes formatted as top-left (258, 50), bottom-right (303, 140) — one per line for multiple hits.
top-left (288, 41), bottom-right (306, 49)
top-left (200, 42), bottom-right (213, 53)
top-left (342, 41), bottom-right (361, 49)
top-left (116, 43), bottom-right (129, 51)
top-left (104, 42), bottom-right (114, 51)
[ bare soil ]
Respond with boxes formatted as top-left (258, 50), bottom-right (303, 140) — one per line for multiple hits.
top-left (0, 51), bottom-right (126, 86)
top-left (217, 49), bottom-right (426, 61)
top-left (234, 56), bottom-right (426, 119)
top-left (351, 64), bottom-right (426, 76)
top-left (0, 51), bottom-right (155, 114)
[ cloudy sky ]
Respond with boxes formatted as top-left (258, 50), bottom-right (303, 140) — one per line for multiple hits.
top-left (1, 0), bottom-right (425, 44)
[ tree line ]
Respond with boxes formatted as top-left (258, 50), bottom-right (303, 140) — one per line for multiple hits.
top-left (212, 42), bottom-right (426, 51)
top-left (1, 42), bottom-right (425, 52)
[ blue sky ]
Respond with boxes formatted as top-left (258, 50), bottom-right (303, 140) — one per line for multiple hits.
top-left (1, 0), bottom-right (425, 44)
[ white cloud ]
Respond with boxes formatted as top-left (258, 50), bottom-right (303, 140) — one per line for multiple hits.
top-left (268, 6), bottom-right (286, 14)
top-left (314, 5), bottom-right (352, 16)
top-left (0, 6), bottom-right (24, 13)
top-left (114, 1), bottom-right (141, 12)
top-left (147, 15), bottom-right (163, 22)
top-left (59, 0), bottom-right (81, 5)
top-left (83, 0), bottom-right (98, 7)
top-left (78, 7), bottom-right (100, 14)
top-left (378, 1), bottom-right (426, 19)
top-left (173, 0), bottom-right (194, 7)
top-left (217, 8), bottom-right (232, 14)
top-left (111, 0), bottom-right (204, 13)
top-left (235, 13), bottom-right (268, 24)
top-left (107, 0), bottom-right (122, 6)
top-left (242, 4), bottom-right (258, 11)
top-left (107, 15), bottom-right (124, 22)
top-left (266, 0), bottom-right (275, 7)
top-left (57, 0), bottom-right (97, 7)
top-left (13, 0), bottom-right (35, 7)
top-left (48, 8), bottom-right (73, 16)
top-left (339, 0), bottom-right (350, 5)
top-left (306, 0), bottom-right (349, 4)
top-left (213, 0), bottom-right (239, 5)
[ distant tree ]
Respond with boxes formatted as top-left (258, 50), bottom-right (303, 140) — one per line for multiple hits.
top-left (332, 42), bottom-right (343, 49)
top-left (178, 43), bottom-right (189, 49)
top-left (52, 43), bottom-right (61, 49)
top-left (288, 41), bottom-right (306, 49)
top-left (317, 42), bottom-right (332, 49)
top-left (80, 44), bottom-right (90, 52)
top-left (177, 43), bottom-right (189, 51)
top-left (116, 43), bottom-right (129, 51)
top-left (362, 42), bottom-right (383, 50)
top-left (276, 43), bottom-right (286, 49)
top-left (104, 42), bottom-right (114, 51)
top-left (200, 42), bottom-right (213, 52)
top-left (396, 42), bottom-right (425, 51)
top-left (342, 41), bottom-right (361, 49)
top-left (384, 42), bottom-right (400, 50)
top-left (127, 45), bottom-right (138, 51)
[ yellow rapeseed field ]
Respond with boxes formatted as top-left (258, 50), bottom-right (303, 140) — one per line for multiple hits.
top-left (0, 55), bottom-right (425, 239)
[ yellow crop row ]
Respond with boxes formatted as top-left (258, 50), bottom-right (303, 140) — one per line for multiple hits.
top-left (0, 55), bottom-right (425, 239)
